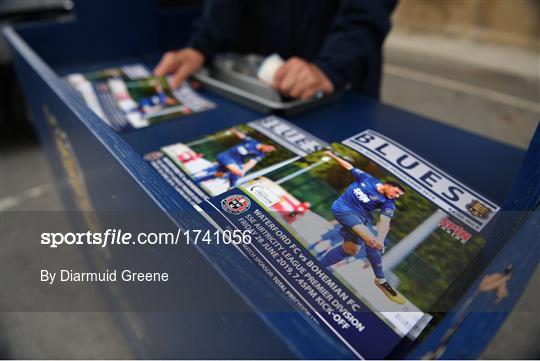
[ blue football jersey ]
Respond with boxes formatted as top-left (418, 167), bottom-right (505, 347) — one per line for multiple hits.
top-left (139, 92), bottom-right (168, 108)
top-left (336, 168), bottom-right (396, 223)
top-left (220, 136), bottom-right (265, 165)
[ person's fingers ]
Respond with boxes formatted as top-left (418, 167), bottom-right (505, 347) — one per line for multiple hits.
top-left (190, 79), bottom-right (202, 89)
top-left (273, 57), bottom-right (302, 89)
top-left (278, 63), bottom-right (304, 95)
top-left (300, 86), bottom-right (318, 100)
top-left (169, 53), bottom-right (204, 88)
top-left (289, 84), bottom-right (304, 99)
top-left (154, 51), bottom-right (180, 76)
top-left (279, 75), bottom-right (297, 95)
top-left (320, 79), bottom-right (334, 94)
top-left (292, 67), bottom-right (324, 98)
top-left (273, 61), bottom-right (297, 90)
top-left (289, 71), bottom-right (310, 98)
top-left (272, 63), bottom-right (289, 88)
top-left (170, 63), bottom-right (193, 88)
top-left (371, 240), bottom-right (383, 251)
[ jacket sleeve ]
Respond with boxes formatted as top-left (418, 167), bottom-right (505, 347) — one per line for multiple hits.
top-left (313, 0), bottom-right (397, 90)
top-left (187, 0), bottom-right (243, 61)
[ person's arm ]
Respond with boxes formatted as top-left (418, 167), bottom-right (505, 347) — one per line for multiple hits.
top-left (242, 147), bottom-right (265, 173)
top-left (496, 282), bottom-right (510, 304)
top-left (187, 0), bottom-right (243, 61)
top-left (230, 128), bottom-right (247, 140)
top-left (313, 0), bottom-right (397, 91)
top-left (242, 158), bottom-right (259, 174)
top-left (375, 215), bottom-right (391, 252)
top-left (479, 274), bottom-right (511, 292)
top-left (154, 0), bottom-right (243, 87)
top-left (324, 150), bottom-right (354, 171)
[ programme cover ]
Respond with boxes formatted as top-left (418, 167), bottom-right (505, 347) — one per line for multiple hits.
top-left (144, 116), bottom-right (328, 204)
top-left (66, 63), bottom-right (214, 132)
top-left (198, 129), bottom-right (499, 358)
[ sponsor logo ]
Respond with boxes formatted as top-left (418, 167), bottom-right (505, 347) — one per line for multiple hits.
top-left (439, 218), bottom-right (471, 244)
top-left (353, 188), bottom-right (371, 203)
top-left (221, 194), bottom-right (251, 215)
top-left (246, 183), bottom-right (280, 208)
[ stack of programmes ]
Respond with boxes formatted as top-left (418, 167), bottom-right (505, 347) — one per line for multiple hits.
top-left (144, 115), bottom-right (499, 359)
top-left (66, 63), bottom-right (499, 357)
top-left (66, 63), bottom-right (215, 132)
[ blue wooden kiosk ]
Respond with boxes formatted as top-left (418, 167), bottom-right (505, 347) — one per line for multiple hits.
top-left (3, 0), bottom-right (539, 358)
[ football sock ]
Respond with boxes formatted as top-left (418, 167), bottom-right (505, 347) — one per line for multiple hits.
top-left (193, 173), bottom-right (216, 183)
top-left (319, 245), bottom-right (348, 268)
top-left (228, 172), bottom-right (241, 187)
top-left (365, 245), bottom-right (386, 279)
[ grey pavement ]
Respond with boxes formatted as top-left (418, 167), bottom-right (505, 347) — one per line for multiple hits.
top-left (0, 32), bottom-right (539, 359)
top-left (0, 135), bottom-right (135, 359)
top-left (383, 32), bottom-right (539, 150)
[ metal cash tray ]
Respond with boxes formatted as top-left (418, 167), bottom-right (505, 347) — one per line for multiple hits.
top-left (193, 53), bottom-right (345, 115)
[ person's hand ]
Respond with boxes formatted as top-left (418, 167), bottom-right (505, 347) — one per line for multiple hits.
top-left (496, 284), bottom-right (509, 304)
top-left (154, 48), bottom-right (205, 88)
top-left (376, 239), bottom-right (386, 253)
top-left (272, 57), bottom-right (334, 99)
top-left (365, 237), bottom-right (384, 252)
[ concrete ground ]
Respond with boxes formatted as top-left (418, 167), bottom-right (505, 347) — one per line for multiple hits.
top-left (383, 32), bottom-right (539, 150)
top-left (0, 32), bottom-right (538, 359)
top-left (0, 134), bottom-right (135, 359)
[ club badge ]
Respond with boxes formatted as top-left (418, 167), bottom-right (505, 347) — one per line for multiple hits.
top-left (466, 200), bottom-right (492, 219)
top-left (221, 194), bottom-right (251, 215)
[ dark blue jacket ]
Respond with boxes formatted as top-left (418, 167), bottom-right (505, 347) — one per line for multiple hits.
top-left (188, 0), bottom-right (398, 98)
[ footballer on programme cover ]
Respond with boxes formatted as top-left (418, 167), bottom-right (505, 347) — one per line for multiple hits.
top-left (66, 63), bottom-right (214, 132)
top-left (199, 130), bottom-right (499, 359)
top-left (144, 116), bottom-right (327, 204)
